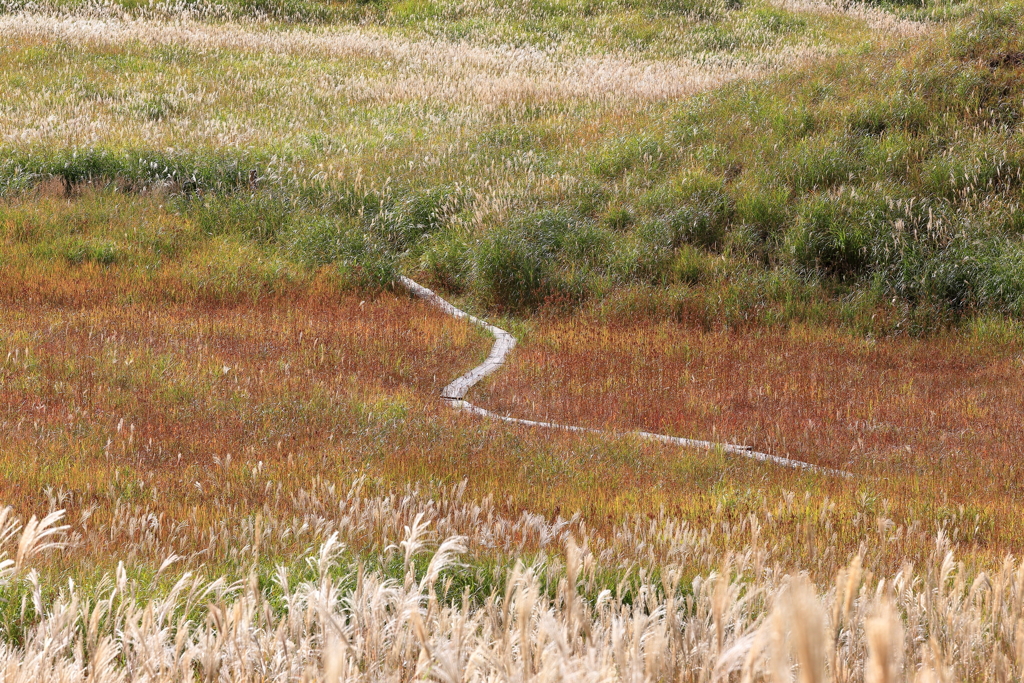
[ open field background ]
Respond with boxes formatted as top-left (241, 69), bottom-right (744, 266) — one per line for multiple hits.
top-left (3, 0), bottom-right (1024, 678)
top-left (0, 0), bottom-right (983, 327)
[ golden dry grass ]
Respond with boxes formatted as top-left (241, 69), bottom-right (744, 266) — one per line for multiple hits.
top-left (0, 487), bottom-right (1018, 681)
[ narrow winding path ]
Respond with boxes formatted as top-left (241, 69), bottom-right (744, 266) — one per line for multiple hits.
top-left (400, 277), bottom-right (851, 478)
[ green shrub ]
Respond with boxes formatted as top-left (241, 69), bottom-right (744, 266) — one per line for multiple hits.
top-left (603, 206), bottom-right (635, 231)
top-left (769, 104), bottom-right (817, 140)
top-left (556, 221), bottom-right (613, 267)
top-left (918, 238), bottom-right (988, 311)
top-left (642, 171), bottom-right (733, 250)
top-left (746, 8), bottom-right (806, 37)
top-left (724, 224), bottom-right (769, 261)
top-left (608, 230), bottom-right (674, 285)
top-left (475, 225), bottom-right (560, 309)
top-left (361, 186), bottom-right (465, 254)
top-left (780, 134), bottom-right (864, 191)
top-left (921, 141), bottom-right (1024, 201)
top-left (650, 0), bottom-right (727, 19)
top-left (664, 204), bottom-right (727, 250)
top-left (226, 0), bottom-right (343, 22)
top-left (787, 197), bottom-right (871, 278)
top-left (0, 161), bottom-right (35, 197)
top-left (36, 236), bottom-right (120, 266)
top-left (848, 94), bottom-right (930, 137)
top-left (590, 136), bottom-right (664, 180)
top-left (692, 25), bottom-right (742, 52)
top-left (976, 240), bottom-right (1024, 314)
top-left (337, 250), bottom-right (399, 291)
top-left (419, 227), bottom-right (472, 293)
top-left (861, 132), bottom-right (922, 183)
top-left (950, 5), bottom-right (1024, 62)
top-left (569, 178), bottom-right (609, 216)
top-left (734, 185), bottom-right (789, 244)
top-left (472, 210), bottom-right (599, 308)
top-left (480, 124), bottom-right (550, 150)
top-left (183, 237), bottom-right (301, 300)
top-left (4, 147), bottom-right (274, 195)
top-left (306, 183), bottom-right (386, 219)
top-left (668, 244), bottom-right (709, 285)
top-left (285, 216), bottom-right (364, 267)
top-left (194, 194), bottom-right (293, 243)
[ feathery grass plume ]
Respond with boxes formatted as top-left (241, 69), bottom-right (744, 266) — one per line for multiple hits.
top-left (14, 510), bottom-right (68, 572)
top-left (0, 496), bottom-right (1023, 678)
top-left (763, 579), bottom-right (817, 683)
top-left (830, 554), bottom-right (863, 679)
top-left (914, 636), bottom-right (952, 683)
top-left (0, 507), bottom-right (68, 584)
top-left (0, 507), bottom-right (21, 584)
top-left (787, 576), bottom-right (829, 683)
top-left (865, 596), bottom-right (905, 683)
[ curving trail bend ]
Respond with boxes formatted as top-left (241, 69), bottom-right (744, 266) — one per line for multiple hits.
top-left (400, 276), bottom-right (852, 478)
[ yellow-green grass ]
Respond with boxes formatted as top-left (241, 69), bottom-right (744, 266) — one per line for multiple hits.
top-left (0, 1), bottom-right (907, 165)
top-left (8, 3), bottom-right (1024, 328)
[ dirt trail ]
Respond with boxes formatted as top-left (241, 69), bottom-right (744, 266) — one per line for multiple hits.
top-left (399, 276), bottom-right (851, 477)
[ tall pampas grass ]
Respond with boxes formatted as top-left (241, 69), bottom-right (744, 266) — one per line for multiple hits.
top-left (0, 506), bottom-right (68, 583)
top-left (0, 500), bottom-right (1021, 680)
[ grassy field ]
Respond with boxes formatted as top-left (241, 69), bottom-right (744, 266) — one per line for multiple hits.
top-left (476, 312), bottom-right (1024, 484)
top-left (3, 0), bottom-right (1024, 678)
top-left (1, 273), bottom-right (1022, 679)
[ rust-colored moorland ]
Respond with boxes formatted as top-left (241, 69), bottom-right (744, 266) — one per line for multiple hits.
top-left (475, 315), bottom-right (1024, 518)
top-left (0, 291), bottom-right (484, 567)
top-left (476, 319), bottom-right (1024, 474)
top-left (4, 281), bottom-right (1023, 576)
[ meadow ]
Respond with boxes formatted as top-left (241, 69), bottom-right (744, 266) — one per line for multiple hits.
top-left (3, 0), bottom-right (1024, 678)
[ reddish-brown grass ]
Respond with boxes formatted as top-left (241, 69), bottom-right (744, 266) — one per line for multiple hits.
top-left (1, 283), bottom-right (1020, 578)
top-left (477, 320), bottom-right (1022, 473)
top-left (475, 316), bottom-right (1024, 543)
top-left (0, 292), bottom-right (486, 568)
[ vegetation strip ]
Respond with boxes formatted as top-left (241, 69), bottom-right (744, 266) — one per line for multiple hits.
top-left (399, 276), bottom-right (851, 477)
